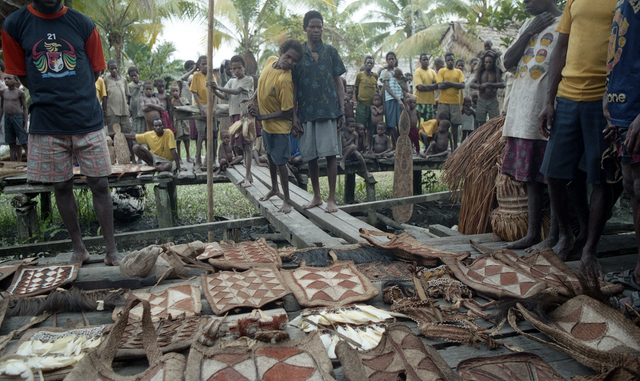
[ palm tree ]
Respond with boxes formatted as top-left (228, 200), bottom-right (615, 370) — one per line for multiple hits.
top-left (73, 0), bottom-right (201, 66)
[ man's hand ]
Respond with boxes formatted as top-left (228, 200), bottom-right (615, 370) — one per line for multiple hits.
top-left (337, 115), bottom-right (345, 131)
top-left (199, 106), bottom-right (206, 118)
top-left (526, 12), bottom-right (556, 37)
top-left (538, 102), bottom-right (555, 138)
top-left (248, 104), bottom-right (261, 120)
top-left (292, 114), bottom-right (304, 137)
top-left (602, 91), bottom-right (618, 141)
top-left (625, 113), bottom-right (640, 154)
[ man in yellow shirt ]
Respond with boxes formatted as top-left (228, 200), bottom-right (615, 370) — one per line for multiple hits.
top-left (414, 53), bottom-right (438, 123)
top-left (538, 0), bottom-right (617, 274)
top-left (126, 117), bottom-right (185, 175)
top-left (437, 52), bottom-right (465, 150)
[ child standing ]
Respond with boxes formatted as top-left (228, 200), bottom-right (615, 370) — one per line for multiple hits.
top-left (0, 75), bottom-right (28, 162)
top-left (211, 55), bottom-right (254, 186)
top-left (344, 87), bottom-right (355, 120)
top-left (190, 55), bottom-right (213, 171)
top-left (421, 120), bottom-right (452, 159)
top-left (103, 60), bottom-right (131, 134)
top-left (406, 96), bottom-right (420, 154)
top-left (140, 81), bottom-right (164, 132)
top-left (250, 39), bottom-right (304, 214)
top-left (370, 93), bottom-right (384, 148)
top-left (461, 96), bottom-right (476, 143)
top-left (170, 84), bottom-right (193, 163)
top-left (153, 78), bottom-right (175, 134)
top-left (383, 65), bottom-right (405, 149)
top-left (339, 118), bottom-right (372, 179)
top-left (127, 66), bottom-right (145, 134)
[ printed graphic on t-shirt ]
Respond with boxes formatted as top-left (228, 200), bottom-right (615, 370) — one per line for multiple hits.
top-left (33, 38), bottom-right (76, 78)
top-left (516, 30), bottom-right (556, 81)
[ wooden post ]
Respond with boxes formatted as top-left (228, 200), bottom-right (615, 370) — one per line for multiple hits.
top-left (167, 180), bottom-right (178, 217)
top-left (366, 179), bottom-right (376, 225)
top-left (413, 169), bottom-right (422, 195)
top-left (40, 192), bottom-right (51, 221)
top-left (154, 184), bottom-right (174, 229)
top-left (16, 201), bottom-right (38, 242)
top-left (206, 0), bottom-right (216, 242)
top-left (344, 173), bottom-right (356, 204)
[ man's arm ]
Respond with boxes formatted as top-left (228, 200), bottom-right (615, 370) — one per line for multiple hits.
top-left (444, 81), bottom-right (465, 90)
top-left (539, 32), bottom-right (569, 138)
top-left (192, 92), bottom-right (205, 117)
top-left (354, 75), bottom-right (360, 100)
top-left (251, 106), bottom-right (293, 121)
top-left (19, 89), bottom-right (27, 130)
top-left (504, 13), bottom-right (557, 70)
top-left (334, 75), bottom-right (346, 128)
top-left (180, 66), bottom-right (197, 82)
top-left (383, 81), bottom-right (404, 109)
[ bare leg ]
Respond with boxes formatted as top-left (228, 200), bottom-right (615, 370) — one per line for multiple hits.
top-left (505, 181), bottom-right (543, 249)
top-left (176, 140), bottom-right (183, 163)
top-left (389, 127), bottom-right (398, 150)
top-left (277, 163), bottom-right (291, 213)
top-left (326, 155), bottom-right (338, 213)
top-left (622, 163), bottom-right (640, 285)
top-left (340, 145), bottom-right (357, 170)
top-left (579, 182), bottom-right (614, 276)
top-left (260, 155), bottom-right (280, 201)
top-left (354, 151), bottom-right (372, 179)
top-left (526, 210), bottom-right (559, 252)
top-left (547, 177), bottom-right (574, 260)
top-left (132, 145), bottom-right (154, 167)
top-left (54, 179), bottom-right (90, 265)
top-left (241, 143), bottom-right (253, 187)
top-left (9, 145), bottom-right (17, 161)
top-left (451, 124), bottom-right (460, 150)
top-left (195, 133), bottom-right (204, 171)
top-left (87, 176), bottom-right (120, 266)
top-left (184, 139), bottom-right (194, 163)
top-left (303, 158), bottom-right (324, 209)
top-left (568, 171), bottom-right (590, 253)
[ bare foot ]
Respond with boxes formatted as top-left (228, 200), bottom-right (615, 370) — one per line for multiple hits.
top-left (339, 160), bottom-right (346, 170)
top-left (104, 251), bottom-right (122, 266)
top-left (260, 189), bottom-right (279, 202)
top-left (303, 196), bottom-right (323, 209)
top-left (525, 231), bottom-right (559, 253)
top-left (579, 253), bottom-right (603, 277)
top-left (325, 200), bottom-right (338, 213)
top-left (246, 173), bottom-right (253, 184)
top-left (278, 202), bottom-right (292, 214)
top-left (194, 164), bottom-right (201, 172)
top-left (70, 249), bottom-right (90, 265)
top-left (187, 157), bottom-right (195, 164)
top-left (504, 234), bottom-right (541, 250)
top-left (552, 234), bottom-right (575, 261)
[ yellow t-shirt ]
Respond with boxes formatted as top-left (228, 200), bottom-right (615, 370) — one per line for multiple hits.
top-left (420, 119), bottom-right (438, 137)
top-left (413, 67), bottom-right (437, 105)
top-left (436, 68), bottom-right (465, 105)
top-left (354, 71), bottom-right (379, 106)
top-left (135, 130), bottom-right (177, 161)
top-left (95, 77), bottom-right (106, 101)
top-left (257, 56), bottom-right (294, 134)
top-left (556, 0), bottom-right (615, 102)
top-left (189, 71), bottom-right (208, 105)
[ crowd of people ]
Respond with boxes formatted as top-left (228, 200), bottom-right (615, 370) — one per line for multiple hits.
top-left (1, 0), bottom-right (640, 296)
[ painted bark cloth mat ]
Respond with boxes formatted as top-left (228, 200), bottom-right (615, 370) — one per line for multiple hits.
top-left (112, 284), bottom-right (202, 322)
top-left (208, 238), bottom-right (282, 270)
top-left (281, 260), bottom-right (379, 308)
top-left (359, 228), bottom-right (469, 266)
top-left (356, 261), bottom-right (412, 282)
top-left (0, 264), bottom-right (18, 283)
top-left (456, 352), bottom-right (565, 381)
top-left (335, 323), bottom-right (460, 381)
top-left (201, 267), bottom-right (291, 315)
top-left (6, 264), bottom-right (79, 297)
top-left (510, 295), bottom-right (640, 373)
top-left (185, 330), bottom-right (336, 381)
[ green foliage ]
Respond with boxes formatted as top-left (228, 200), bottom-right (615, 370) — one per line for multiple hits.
top-left (126, 41), bottom-right (184, 84)
top-left (478, 0), bottom-right (528, 31)
top-left (421, 170), bottom-right (448, 193)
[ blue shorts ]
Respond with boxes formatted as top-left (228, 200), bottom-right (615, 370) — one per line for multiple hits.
top-left (262, 130), bottom-right (291, 166)
top-left (540, 97), bottom-right (608, 184)
top-left (4, 114), bottom-right (28, 145)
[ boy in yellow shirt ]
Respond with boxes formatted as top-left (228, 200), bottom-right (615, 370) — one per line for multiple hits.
top-left (437, 52), bottom-right (465, 150)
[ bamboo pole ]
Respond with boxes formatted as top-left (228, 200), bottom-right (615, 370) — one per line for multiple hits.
top-left (207, 0), bottom-right (216, 242)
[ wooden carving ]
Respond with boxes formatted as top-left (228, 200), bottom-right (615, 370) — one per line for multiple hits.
top-left (112, 124), bottom-right (131, 164)
top-left (392, 108), bottom-right (413, 223)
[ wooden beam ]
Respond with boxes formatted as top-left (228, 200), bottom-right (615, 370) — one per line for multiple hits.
top-left (0, 217), bottom-right (268, 257)
top-left (206, 0), bottom-right (216, 242)
top-left (338, 190), bottom-right (456, 213)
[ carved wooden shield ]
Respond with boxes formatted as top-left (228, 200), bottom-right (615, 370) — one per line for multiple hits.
top-left (393, 108), bottom-right (413, 223)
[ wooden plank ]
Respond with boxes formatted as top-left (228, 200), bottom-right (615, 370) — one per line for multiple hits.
top-left (338, 190), bottom-right (456, 213)
top-left (0, 217), bottom-right (268, 257)
top-left (225, 166), bottom-right (342, 248)
top-left (429, 224), bottom-right (463, 237)
top-left (250, 164), bottom-right (388, 245)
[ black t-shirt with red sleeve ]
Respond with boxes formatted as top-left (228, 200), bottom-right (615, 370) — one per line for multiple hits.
top-left (1, 5), bottom-right (107, 135)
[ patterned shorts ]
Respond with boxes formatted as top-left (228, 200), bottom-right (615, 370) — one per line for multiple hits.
top-left (416, 104), bottom-right (434, 122)
top-left (501, 137), bottom-right (547, 184)
top-left (27, 130), bottom-right (112, 183)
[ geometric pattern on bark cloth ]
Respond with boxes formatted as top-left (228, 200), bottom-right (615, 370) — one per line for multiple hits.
top-left (456, 352), bottom-right (565, 381)
top-left (0, 264), bottom-right (18, 282)
top-left (187, 330), bottom-right (336, 381)
top-left (208, 238), bottom-right (282, 270)
top-left (281, 260), bottom-right (379, 308)
top-left (111, 284), bottom-right (202, 322)
top-left (442, 253), bottom-right (547, 299)
top-left (7, 264), bottom-right (79, 297)
top-left (356, 261), bottom-right (412, 282)
top-left (201, 267), bottom-right (291, 315)
top-left (335, 323), bottom-right (460, 381)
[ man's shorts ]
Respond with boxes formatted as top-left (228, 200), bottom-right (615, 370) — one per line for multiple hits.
top-left (617, 126), bottom-right (640, 166)
top-left (355, 102), bottom-right (371, 131)
top-left (4, 113), bottom-right (28, 145)
top-left (416, 103), bottom-right (434, 122)
top-left (540, 97), bottom-right (608, 184)
top-left (299, 118), bottom-right (342, 162)
top-left (132, 117), bottom-right (146, 134)
top-left (194, 118), bottom-right (218, 135)
top-left (106, 115), bottom-right (131, 134)
top-left (262, 130), bottom-right (291, 166)
top-left (437, 103), bottom-right (462, 125)
top-left (27, 129), bottom-right (112, 183)
top-left (174, 119), bottom-right (191, 141)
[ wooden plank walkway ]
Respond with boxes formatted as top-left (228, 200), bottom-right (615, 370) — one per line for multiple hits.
top-left (225, 165), bottom-right (343, 248)
top-left (249, 164), bottom-right (390, 245)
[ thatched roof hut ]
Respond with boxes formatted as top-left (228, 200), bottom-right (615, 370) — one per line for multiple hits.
top-left (438, 21), bottom-right (520, 64)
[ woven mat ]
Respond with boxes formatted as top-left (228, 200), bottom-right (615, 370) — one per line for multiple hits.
top-left (208, 238), bottom-right (282, 270)
top-left (336, 323), bottom-right (460, 381)
top-left (356, 261), bottom-right (412, 282)
top-left (196, 242), bottom-right (224, 261)
top-left (116, 316), bottom-right (206, 359)
top-left (7, 264), bottom-right (79, 297)
top-left (281, 260), bottom-right (379, 308)
top-left (201, 267), bottom-right (291, 315)
top-left (186, 330), bottom-right (335, 381)
top-left (457, 352), bottom-right (565, 381)
top-left (112, 284), bottom-right (202, 322)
